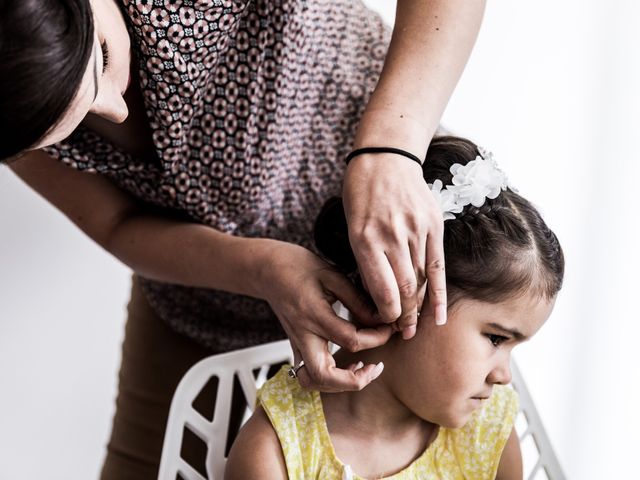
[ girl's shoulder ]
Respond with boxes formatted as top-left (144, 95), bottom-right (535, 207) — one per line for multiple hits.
top-left (226, 366), bottom-right (307, 479)
top-left (225, 405), bottom-right (288, 480)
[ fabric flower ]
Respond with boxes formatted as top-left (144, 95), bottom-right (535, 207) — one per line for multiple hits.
top-left (428, 149), bottom-right (511, 220)
top-left (450, 155), bottom-right (508, 207)
top-left (428, 179), bottom-right (463, 220)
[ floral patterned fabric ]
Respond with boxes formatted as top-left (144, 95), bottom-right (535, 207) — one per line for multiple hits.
top-left (258, 367), bottom-right (519, 480)
top-left (43, 0), bottom-right (391, 351)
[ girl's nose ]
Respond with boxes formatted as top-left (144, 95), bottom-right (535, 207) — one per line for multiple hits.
top-left (487, 359), bottom-right (512, 385)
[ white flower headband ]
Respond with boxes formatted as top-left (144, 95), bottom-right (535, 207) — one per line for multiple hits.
top-left (428, 147), bottom-right (511, 220)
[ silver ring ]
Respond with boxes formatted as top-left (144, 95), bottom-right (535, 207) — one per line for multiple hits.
top-left (287, 360), bottom-right (305, 379)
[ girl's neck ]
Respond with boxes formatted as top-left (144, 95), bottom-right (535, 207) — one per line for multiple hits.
top-left (319, 347), bottom-right (439, 477)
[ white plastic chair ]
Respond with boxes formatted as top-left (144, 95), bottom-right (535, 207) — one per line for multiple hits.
top-left (159, 335), bottom-right (566, 479)
top-left (510, 361), bottom-right (566, 480)
top-left (158, 339), bottom-right (293, 480)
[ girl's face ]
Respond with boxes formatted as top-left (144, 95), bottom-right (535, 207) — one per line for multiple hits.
top-left (386, 293), bottom-right (556, 428)
top-left (34, 0), bottom-right (132, 148)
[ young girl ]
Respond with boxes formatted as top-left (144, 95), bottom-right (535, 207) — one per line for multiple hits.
top-left (225, 136), bottom-right (565, 480)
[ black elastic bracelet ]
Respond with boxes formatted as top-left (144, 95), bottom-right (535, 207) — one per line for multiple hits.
top-left (345, 147), bottom-right (423, 167)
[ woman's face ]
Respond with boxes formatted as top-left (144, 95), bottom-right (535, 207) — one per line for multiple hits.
top-left (386, 292), bottom-right (556, 428)
top-left (34, 0), bottom-right (132, 149)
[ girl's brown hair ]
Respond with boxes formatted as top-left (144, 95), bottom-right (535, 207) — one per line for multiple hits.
top-left (314, 136), bottom-right (565, 305)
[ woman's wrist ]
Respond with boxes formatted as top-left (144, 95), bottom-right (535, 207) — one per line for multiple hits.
top-left (232, 237), bottom-right (284, 301)
top-left (353, 108), bottom-right (434, 160)
top-left (248, 238), bottom-right (312, 302)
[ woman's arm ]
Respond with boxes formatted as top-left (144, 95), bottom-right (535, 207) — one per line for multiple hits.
top-left (9, 150), bottom-right (269, 297)
top-left (10, 151), bottom-right (391, 391)
top-left (225, 406), bottom-right (288, 480)
top-left (344, 0), bottom-right (486, 335)
top-left (357, 0), bottom-right (486, 153)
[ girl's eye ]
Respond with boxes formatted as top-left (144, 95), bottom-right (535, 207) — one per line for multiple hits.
top-left (101, 41), bottom-right (110, 73)
top-left (486, 334), bottom-right (508, 348)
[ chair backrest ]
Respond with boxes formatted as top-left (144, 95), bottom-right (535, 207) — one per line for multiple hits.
top-left (510, 360), bottom-right (566, 480)
top-left (158, 339), bottom-right (293, 480)
top-left (159, 341), bottom-right (566, 480)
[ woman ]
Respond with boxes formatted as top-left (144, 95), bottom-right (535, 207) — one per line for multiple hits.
top-left (0, 0), bottom-right (486, 477)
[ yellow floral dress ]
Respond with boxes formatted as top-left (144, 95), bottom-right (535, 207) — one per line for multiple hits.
top-left (257, 367), bottom-right (518, 480)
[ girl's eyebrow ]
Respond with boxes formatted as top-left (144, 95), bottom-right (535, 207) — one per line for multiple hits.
top-left (487, 322), bottom-right (527, 341)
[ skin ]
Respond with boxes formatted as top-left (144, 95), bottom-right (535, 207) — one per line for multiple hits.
top-left (12, 0), bottom-right (390, 393)
top-left (12, 0), bottom-right (487, 393)
top-left (33, 0), bottom-right (131, 149)
top-left (343, 0), bottom-right (487, 336)
top-left (226, 292), bottom-right (555, 479)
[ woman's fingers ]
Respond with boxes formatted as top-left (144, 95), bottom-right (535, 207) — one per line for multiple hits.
top-left (261, 242), bottom-right (393, 393)
top-left (315, 302), bottom-right (394, 353)
top-left (416, 279), bottom-right (428, 318)
top-left (425, 226), bottom-right (447, 325)
top-left (351, 246), bottom-right (402, 323)
top-left (342, 152), bottom-right (448, 334)
top-left (351, 229), bottom-right (421, 338)
top-left (385, 243), bottom-right (420, 338)
top-left (409, 233), bottom-right (428, 313)
top-left (346, 361), bottom-right (365, 372)
top-left (294, 335), bottom-right (384, 392)
top-left (326, 270), bottom-right (377, 326)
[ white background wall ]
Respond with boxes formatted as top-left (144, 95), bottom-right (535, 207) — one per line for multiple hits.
top-left (1, 1), bottom-right (638, 478)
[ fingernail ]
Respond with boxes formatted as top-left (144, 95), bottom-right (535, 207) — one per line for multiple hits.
top-left (371, 362), bottom-right (384, 380)
top-left (402, 325), bottom-right (416, 339)
top-left (355, 361), bottom-right (364, 370)
top-left (436, 305), bottom-right (447, 326)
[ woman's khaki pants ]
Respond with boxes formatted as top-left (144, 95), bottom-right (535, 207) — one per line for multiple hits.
top-left (100, 276), bottom-right (245, 480)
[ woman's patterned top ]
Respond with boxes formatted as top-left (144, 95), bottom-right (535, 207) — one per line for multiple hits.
top-left (43, 0), bottom-right (391, 351)
top-left (258, 366), bottom-right (519, 480)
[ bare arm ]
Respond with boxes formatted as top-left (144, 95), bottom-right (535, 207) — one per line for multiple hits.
top-left (495, 427), bottom-right (523, 480)
top-left (344, 0), bottom-right (486, 333)
top-left (10, 151), bottom-right (391, 391)
top-left (356, 0), bottom-right (486, 155)
top-left (225, 406), bottom-right (288, 480)
top-left (9, 150), bottom-right (274, 297)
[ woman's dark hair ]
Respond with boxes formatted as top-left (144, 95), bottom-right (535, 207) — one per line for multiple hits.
top-left (314, 136), bottom-right (565, 305)
top-left (0, 0), bottom-right (95, 162)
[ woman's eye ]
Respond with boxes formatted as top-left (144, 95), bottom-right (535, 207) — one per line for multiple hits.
top-left (101, 41), bottom-right (110, 73)
top-left (486, 334), bottom-right (507, 347)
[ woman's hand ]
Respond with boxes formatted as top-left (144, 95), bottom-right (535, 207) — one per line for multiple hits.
top-left (258, 241), bottom-right (393, 392)
top-left (340, 0), bottom-right (486, 335)
top-left (342, 152), bottom-right (447, 335)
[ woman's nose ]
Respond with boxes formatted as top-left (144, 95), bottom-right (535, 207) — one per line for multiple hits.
top-left (90, 89), bottom-right (129, 124)
top-left (487, 359), bottom-right (512, 385)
